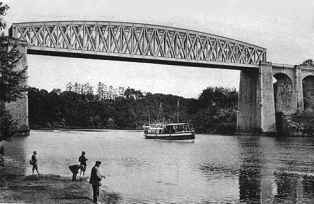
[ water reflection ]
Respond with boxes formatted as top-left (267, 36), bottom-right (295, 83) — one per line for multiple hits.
top-left (273, 171), bottom-right (314, 203)
top-left (303, 175), bottom-right (314, 199)
top-left (237, 136), bottom-right (314, 204)
top-left (238, 137), bottom-right (263, 204)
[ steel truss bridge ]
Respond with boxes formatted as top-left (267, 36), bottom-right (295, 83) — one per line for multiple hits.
top-left (10, 21), bottom-right (266, 69)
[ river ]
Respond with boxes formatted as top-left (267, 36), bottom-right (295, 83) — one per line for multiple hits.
top-left (3, 130), bottom-right (314, 203)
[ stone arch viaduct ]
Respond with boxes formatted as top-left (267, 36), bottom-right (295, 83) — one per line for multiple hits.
top-left (4, 21), bottom-right (314, 134)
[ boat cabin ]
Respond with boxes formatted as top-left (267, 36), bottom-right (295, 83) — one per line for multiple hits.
top-left (144, 123), bottom-right (193, 134)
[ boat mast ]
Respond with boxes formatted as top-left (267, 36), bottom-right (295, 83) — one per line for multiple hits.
top-left (148, 110), bottom-right (151, 125)
top-left (157, 102), bottom-right (163, 123)
top-left (176, 99), bottom-right (180, 123)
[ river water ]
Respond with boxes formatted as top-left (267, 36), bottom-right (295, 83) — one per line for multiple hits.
top-left (3, 130), bottom-right (314, 203)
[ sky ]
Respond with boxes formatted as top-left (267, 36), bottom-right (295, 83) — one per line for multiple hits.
top-left (2, 0), bottom-right (314, 98)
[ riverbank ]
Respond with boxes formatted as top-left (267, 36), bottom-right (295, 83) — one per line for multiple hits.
top-left (30, 127), bottom-right (237, 135)
top-left (31, 127), bottom-right (142, 132)
top-left (0, 166), bottom-right (121, 204)
top-left (277, 112), bottom-right (314, 137)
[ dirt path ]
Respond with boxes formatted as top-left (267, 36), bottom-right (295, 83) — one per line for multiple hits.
top-left (0, 167), bottom-right (121, 204)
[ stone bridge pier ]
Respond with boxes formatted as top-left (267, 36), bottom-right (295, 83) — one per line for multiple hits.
top-left (272, 60), bottom-right (314, 115)
top-left (237, 62), bottom-right (276, 133)
top-left (237, 60), bottom-right (314, 134)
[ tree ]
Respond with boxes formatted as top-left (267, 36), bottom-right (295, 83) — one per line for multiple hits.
top-left (0, 2), bottom-right (9, 35)
top-left (0, 42), bottom-right (27, 103)
top-left (0, 2), bottom-right (27, 141)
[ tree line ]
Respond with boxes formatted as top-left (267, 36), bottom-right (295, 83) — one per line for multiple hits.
top-left (65, 82), bottom-right (129, 100)
top-left (28, 86), bottom-right (238, 134)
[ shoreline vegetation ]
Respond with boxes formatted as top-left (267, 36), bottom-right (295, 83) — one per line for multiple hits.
top-left (28, 86), bottom-right (238, 135)
top-left (276, 112), bottom-right (314, 137)
top-left (31, 128), bottom-right (143, 131)
top-left (0, 161), bottom-right (120, 204)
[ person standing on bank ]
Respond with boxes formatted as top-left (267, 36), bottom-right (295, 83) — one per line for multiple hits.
top-left (89, 161), bottom-right (105, 203)
top-left (30, 151), bottom-right (39, 175)
top-left (79, 151), bottom-right (88, 176)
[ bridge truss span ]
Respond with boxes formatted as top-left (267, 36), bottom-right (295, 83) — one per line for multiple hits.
top-left (10, 21), bottom-right (266, 68)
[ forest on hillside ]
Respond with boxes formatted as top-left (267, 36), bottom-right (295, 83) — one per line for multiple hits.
top-left (28, 86), bottom-right (238, 134)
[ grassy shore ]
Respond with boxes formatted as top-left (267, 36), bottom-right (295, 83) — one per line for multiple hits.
top-left (0, 165), bottom-right (121, 204)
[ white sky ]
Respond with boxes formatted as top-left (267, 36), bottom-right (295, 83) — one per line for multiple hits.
top-left (2, 0), bottom-right (314, 98)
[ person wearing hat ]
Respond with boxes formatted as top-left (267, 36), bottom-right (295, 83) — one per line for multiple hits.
top-left (89, 161), bottom-right (105, 203)
top-left (30, 151), bottom-right (39, 175)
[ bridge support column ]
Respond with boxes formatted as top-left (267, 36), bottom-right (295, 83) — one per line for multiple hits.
top-left (258, 62), bottom-right (276, 133)
top-left (237, 70), bottom-right (259, 132)
top-left (295, 65), bottom-right (304, 112)
top-left (237, 62), bottom-right (276, 133)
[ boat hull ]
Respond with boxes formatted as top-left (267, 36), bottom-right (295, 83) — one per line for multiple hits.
top-left (144, 132), bottom-right (195, 140)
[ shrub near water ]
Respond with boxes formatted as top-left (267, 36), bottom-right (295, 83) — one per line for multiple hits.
top-left (277, 111), bottom-right (314, 136)
top-left (291, 112), bottom-right (314, 136)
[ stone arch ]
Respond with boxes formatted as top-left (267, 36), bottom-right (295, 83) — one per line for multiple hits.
top-left (301, 73), bottom-right (314, 82)
top-left (273, 73), bottom-right (294, 114)
top-left (302, 75), bottom-right (314, 112)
